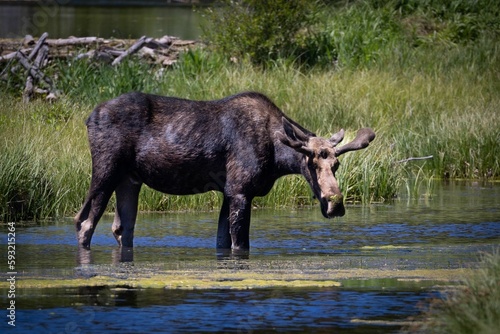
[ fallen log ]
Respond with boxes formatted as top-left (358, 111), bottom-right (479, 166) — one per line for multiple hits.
top-left (46, 36), bottom-right (108, 47)
top-left (16, 51), bottom-right (52, 87)
top-left (0, 51), bottom-right (19, 62)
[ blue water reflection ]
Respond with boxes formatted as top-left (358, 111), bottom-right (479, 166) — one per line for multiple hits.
top-left (14, 287), bottom-right (437, 333)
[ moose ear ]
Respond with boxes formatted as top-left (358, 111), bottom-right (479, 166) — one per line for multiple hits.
top-left (282, 117), bottom-right (310, 142)
top-left (335, 128), bottom-right (376, 156)
top-left (277, 117), bottom-right (314, 156)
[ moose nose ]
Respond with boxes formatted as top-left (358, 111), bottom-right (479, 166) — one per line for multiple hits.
top-left (326, 194), bottom-right (345, 217)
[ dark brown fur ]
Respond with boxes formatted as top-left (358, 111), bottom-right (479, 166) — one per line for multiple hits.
top-left (75, 91), bottom-right (375, 251)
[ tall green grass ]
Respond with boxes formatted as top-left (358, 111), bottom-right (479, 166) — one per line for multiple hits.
top-left (0, 99), bottom-right (90, 221)
top-left (1, 0), bottom-right (498, 220)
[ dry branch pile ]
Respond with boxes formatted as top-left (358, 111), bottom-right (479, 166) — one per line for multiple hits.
top-left (0, 33), bottom-right (198, 102)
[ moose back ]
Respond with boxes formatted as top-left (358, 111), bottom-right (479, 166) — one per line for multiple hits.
top-left (75, 92), bottom-right (375, 251)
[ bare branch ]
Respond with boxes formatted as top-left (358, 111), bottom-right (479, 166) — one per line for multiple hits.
top-left (394, 155), bottom-right (433, 164)
top-left (16, 51), bottom-right (52, 87)
top-left (112, 36), bottom-right (151, 66)
top-left (27, 32), bottom-right (49, 60)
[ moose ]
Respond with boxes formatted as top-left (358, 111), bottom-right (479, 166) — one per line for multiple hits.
top-left (75, 91), bottom-right (375, 251)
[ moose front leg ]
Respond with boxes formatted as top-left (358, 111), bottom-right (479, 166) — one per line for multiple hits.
top-left (228, 194), bottom-right (252, 250)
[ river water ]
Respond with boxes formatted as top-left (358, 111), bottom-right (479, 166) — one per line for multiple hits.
top-left (0, 4), bottom-right (203, 39)
top-left (1, 180), bottom-right (499, 333)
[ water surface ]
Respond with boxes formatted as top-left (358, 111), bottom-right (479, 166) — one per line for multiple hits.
top-left (1, 181), bottom-right (499, 333)
top-left (0, 5), bottom-right (202, 39)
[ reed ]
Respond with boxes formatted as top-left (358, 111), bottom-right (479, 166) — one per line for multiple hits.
top-left (0, 99), bottom-right (90, 221)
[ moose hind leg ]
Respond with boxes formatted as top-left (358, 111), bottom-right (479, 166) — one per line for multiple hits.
top-left (112, 178), bottom-right (141, 248)
top-left (75, 189), bottom-right (114, 249)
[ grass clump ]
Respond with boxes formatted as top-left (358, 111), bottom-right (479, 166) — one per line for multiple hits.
top-left (0, 142), bottom-right (55, 221)
top-left (0, 98), bottom-right (90, 221)
top-left (406, 250), bottom-right (500, 334)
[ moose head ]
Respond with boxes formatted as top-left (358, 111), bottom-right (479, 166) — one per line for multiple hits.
top-left (277, 118), bottom-right (376, 218)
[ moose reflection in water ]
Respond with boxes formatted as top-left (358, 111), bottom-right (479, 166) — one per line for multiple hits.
top-left (75, 92), bottom-right (375, 253)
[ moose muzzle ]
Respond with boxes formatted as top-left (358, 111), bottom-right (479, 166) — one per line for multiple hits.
top-left (319, 194), bottom-right (345, 218)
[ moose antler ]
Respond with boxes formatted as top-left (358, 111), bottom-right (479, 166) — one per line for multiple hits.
top-left (329, 129), bottom-right (345, 146)
top-left (334, 128), bottom-right (376, 156)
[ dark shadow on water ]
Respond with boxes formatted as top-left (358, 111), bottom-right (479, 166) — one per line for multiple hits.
top-left (216, 248), bottom-right (251, 269)
top-left (77, 246), bottom-right (134, 266)
top-left (112, 247), bottom-right (134, 263)
top-left (216, 248), bottom-right (249, 260)
top-left (76, 246), bottom-right (92, 265)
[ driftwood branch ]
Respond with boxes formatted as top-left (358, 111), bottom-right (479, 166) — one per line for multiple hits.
top-left (1, 34), bottom-right (194, 65)
top-left (46, 36), bottom-right (108, 46)
top-left (112, 35), bottom-right (151, 66)
top-left (23, 43), bottom-right (50, 102)
top-left (16, 51), bottom-right (52, 86)
top-left (28, 32), bottom-right (49, 60)
top-left (394, 155), bottom-right (433, 164)
top-left (0, 51), bottom-right (21, 62)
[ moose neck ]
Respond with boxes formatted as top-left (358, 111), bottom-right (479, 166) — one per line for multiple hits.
top-left (274, 141), bottom-right (305, 177)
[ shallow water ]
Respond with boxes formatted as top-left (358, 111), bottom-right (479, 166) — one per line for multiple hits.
top-left (1, 181), bottom-right (499, 333)
top-left (14, 287), bottom-right (432, 333)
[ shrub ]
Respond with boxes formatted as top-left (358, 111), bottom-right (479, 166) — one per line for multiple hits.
top-left (202, 0), bottom-right (320, 65)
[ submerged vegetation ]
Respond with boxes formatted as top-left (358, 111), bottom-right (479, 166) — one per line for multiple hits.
top-left (1, 0), bottom-right (499, 221)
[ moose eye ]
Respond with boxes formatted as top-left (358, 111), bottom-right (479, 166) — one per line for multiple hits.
top-left (319, 150), bottom-right (329, 159)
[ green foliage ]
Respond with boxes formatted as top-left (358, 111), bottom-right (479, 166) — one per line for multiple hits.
top-left (0, 98), bottom-right (90, 221)
top-left (321, 3), bottom-right (405, 68)
top-left (202, 0), bottom-right (320, 66)
top-left (201, 0), bottom-right (500, 68)
top-left (175, 48), bottom-right (228, 77)
top-left (389, 0), bottom-right (500, 45)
